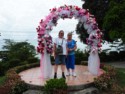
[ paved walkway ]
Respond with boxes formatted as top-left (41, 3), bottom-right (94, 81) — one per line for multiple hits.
top-left (19, 65), bottom-right (103, 87)
top-left (106, 61), bottom-right (125, 68)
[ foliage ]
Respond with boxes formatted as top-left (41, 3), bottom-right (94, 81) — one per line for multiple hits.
top-left (76, 22), bottom-right (89, 44)
top-left (103, 0), bottom-right (125, 42)
top-left (94, 65), bottom-right (125, 94)
top-left (75, 49), bottom-right (89, 64)
top-left (111, 83), bottom-right (125, 94)
top-left (77, 0), bottom-right (124, 42)
top-left (0, 62), bottom-right (39, 94)
top-left (0, 61), bottom-right (6, 76)
top-left (0, 69), bottom-right (24, 94)
top-left (119, 51), bottom-right (125, 61)
top-left (0, 39), bottom-right (38, 76)
top-left (108, 51), bottom-right (119, 61)
top-left (94, 65), bottom-right (117, 90)
top-left (27, 57), bottom-right (39, 64)
top-left (8, 59), bottom-right (21, 69)
top-left (77, 0), bottom-right (110, 42)
top-left (44, 78), bottom-right (68, 94)
top-left (14, 63), bottom-right (39, 73)
top-left (99, 51), bottom-right (125, 62)
top-left (99, 52), bottom-right (109, 62)
top-left (83, 0), bottom-right (109, 29)
top-left (0, 76), bottom-right (6, 86)
top-left (2, 39), bottom-right (37, 62)
top-left (116, 68), bottom-right (125, 87)
top-left (11, 80), bottom-right (28, 94)
top-left (80, 61), bottom-right (88, 66)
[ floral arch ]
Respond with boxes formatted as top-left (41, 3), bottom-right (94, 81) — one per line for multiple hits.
top-left (36, 5), bottom-right (102, 54)
top-left (36, 5), bottom-right (102, 77)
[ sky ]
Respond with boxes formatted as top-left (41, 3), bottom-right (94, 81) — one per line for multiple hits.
top-left (0, 0), bottom-right (112, 51)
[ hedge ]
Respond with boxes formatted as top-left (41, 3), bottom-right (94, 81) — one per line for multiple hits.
top-left (0, 62), bottom-right (40, 94)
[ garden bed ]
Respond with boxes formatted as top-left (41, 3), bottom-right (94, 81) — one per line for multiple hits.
top-left (0, 63), bottom-right (40, 94)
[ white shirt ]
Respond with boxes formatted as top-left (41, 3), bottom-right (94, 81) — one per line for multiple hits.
top-left (54, 37), bottom-right (67, 55)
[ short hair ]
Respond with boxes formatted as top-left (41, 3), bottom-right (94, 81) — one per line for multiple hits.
top-left (58, 30), bottom-right (64, 35)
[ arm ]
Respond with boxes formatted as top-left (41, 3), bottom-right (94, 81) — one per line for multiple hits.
top-left (53, 43), bottom-right (56, 58)
top-left (72, 44), bottom-right (77, 50)
top-left (70, 40), bottom-right (77, 51)
top-left (53, 38), bottom-right (57, 58)
top-left (66, 43), bottom-right (68, 56)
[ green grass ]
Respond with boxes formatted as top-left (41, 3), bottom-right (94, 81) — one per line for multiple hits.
top-left (0, 76), bottom-right (6, 86)
top-left (116, 68), bottom-right (125, 87)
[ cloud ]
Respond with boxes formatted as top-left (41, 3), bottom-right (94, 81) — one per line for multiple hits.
top-left (0, 0), bottom-right (87, 50)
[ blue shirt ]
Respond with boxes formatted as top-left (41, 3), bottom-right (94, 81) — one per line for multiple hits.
top-left (67, 39), bottom-right (76, 55)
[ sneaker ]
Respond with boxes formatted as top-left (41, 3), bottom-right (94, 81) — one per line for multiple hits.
top-left (72, 72), bottom-right (76, 77)
top-left (70, 72), bottom-right (72, 76)
top-left (66, 72), bottom-right (70, 76)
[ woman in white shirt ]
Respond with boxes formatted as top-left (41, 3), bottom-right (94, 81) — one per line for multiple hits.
top-left (53, 30), bottom-right (67, 79)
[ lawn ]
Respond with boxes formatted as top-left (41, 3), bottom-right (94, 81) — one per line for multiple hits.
top-left (116, 68), bottom-right (125, 87)
top-left (0, 76), bottom-right (6, 86)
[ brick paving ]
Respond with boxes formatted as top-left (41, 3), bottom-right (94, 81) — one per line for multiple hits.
top-left (19, 65), bottom-right (104, 86)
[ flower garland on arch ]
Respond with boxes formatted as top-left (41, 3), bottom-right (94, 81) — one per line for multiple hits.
top-left (37, 34), bottom-right (53, 54)
top-left (36, 5), bottom-right (102, 54)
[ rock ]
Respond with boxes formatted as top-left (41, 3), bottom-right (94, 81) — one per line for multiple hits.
top-left (68, 87), bottom-right (99, 94)
top-left (23, 90), bottom-right (43, 94)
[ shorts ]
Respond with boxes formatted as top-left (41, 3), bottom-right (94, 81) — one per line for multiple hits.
top-left (55, 55), bottom-right (66, 64)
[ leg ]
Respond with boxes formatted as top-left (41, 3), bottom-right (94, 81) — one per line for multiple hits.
top-left (61, 64), bottom-right (65, 73)
top-left (66, 55), bottom-right (70, 76)
top-left (54, 55), bottom-right (59, 79)
top-left (71, 55), bottom-right (76, 77)
top-left (54, 64), bottom-right (58, 73)
top-left (60, 55), bottom-right (66, 79)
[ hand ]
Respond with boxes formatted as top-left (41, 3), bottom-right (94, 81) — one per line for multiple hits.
top-left (68, 49), bottom-right (71, 51)
top-left (70, 49), bottom-right (73, 51)
top-left (53, 53), bottom-right (56, 59)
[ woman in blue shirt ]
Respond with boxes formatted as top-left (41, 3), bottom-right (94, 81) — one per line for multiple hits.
top-left (66, 32), bottom-right (77, 77)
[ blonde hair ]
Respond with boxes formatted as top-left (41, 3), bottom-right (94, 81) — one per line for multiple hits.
top-left (67, 31), bottom-right (74, 36)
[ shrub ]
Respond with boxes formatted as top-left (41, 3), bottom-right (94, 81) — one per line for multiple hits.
top-left (109, 51), bottom-right (119, 61)
top-left (0, 61), bottom-right (10, 76)
top-left (20, 61), bottom-right (29, 65)
top-left (0, 62), bottom-right (5, 76)
top-left (0, 76), bottom-right (6, 86)
top-left (11, 80), bottom-right (28, 94)
top-left (44, 78), bottom-right (68, 94)
top-left (99, 52), bottom-right (108, 62)
top-left (119, 51), bottom-right (125, 61)
top-left (94, 65), bottom-right (117, 91)
top-left (94, 65), bottom-right (125, 94)
top-left (75, 49), bottom-right (89, 64)
top-left (0, 62), bottom-right (39, 94)
top-left (111, 83), bottom-right (125, 94)
top-left (27, 57), bottom-right (38, 64)
top-left (80, 61), bottom-right (88, 66)
top-left (8, 59), bottom-right (21, 68)
top-left (94, 72), bottom-right (114, 91)
top-left (0, 69), bottom-right (22, 94)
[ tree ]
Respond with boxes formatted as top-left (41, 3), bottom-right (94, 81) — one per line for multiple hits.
top-left (103, 0), bottom-right (125, 42)
top-left (83, 0), bottom-right (110, 29)
top-left (2, 39), bottom-right (37, 62)
top-left (76, 0), bottom-right (123, 43)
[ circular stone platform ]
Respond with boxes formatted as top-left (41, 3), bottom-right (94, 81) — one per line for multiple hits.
top-left (19, 65), bottom-right (103, 90)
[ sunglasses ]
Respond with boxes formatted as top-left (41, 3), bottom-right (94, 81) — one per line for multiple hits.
top-left (60, 33), bottom-right (64, 34)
